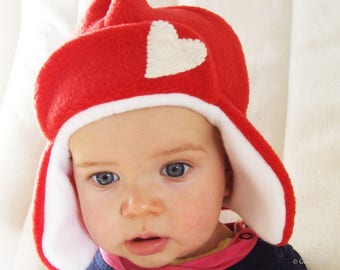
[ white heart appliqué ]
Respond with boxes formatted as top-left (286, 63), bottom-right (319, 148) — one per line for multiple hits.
top-left (145, 20), bottom-right (207, 78)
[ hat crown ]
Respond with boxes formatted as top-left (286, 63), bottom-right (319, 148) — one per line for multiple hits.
top-left (79, 0), bottom-right (151, 34)
top-left (35, 0), bottom-right (249, 141)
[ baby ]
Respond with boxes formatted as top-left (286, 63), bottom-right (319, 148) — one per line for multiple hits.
top-left (70, 106), bottom-right (232, 268)
top-left (32, 0), bottom-right (307, 269)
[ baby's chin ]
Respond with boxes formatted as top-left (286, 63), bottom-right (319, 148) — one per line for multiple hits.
top-left (123, 253), bottom-right (178, 268)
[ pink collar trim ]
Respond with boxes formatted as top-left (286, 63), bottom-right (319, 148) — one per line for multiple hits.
top-left (100, 227), bottom-right (258, 270)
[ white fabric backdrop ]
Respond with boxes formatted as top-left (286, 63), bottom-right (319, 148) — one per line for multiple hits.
top-left (0, 0), bottom-right (339, 269)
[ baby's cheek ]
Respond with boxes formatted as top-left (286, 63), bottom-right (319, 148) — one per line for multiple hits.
top-left (78, 192), bottom-right (117, 238)
top-left (171, 194), bottom-right (210, 227)
top-left (81, 203), bottom-right (123, 252)
top-left (168, 199), bottom-right (220, 257)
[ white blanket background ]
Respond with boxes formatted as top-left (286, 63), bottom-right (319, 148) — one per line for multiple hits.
top-left (0, 0), bottom-right (339, 269)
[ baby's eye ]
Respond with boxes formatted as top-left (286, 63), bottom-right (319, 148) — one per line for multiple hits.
top-left (161, 162), bottom-right (191, 178)
top-left (91, 172), bottom-right (119, 186)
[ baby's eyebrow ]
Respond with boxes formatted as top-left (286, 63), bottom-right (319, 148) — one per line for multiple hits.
top-left (152, 143), bottom-right (207, 157)
top-left (73, 160), bottom-right (119, 168)
top-left (73, 144), bottom-right (207, 168)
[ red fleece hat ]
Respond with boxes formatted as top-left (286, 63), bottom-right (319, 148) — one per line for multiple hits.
top-left (33, 0), bottom-right (295, 269)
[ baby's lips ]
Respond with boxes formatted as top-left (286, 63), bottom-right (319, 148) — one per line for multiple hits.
top-left (125, 234), bottom-right (169, 256)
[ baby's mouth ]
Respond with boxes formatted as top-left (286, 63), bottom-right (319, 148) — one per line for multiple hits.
top-left (125, 235), bottom-right (169, 256)
top-left (133, 236), bottom-right (161, 242)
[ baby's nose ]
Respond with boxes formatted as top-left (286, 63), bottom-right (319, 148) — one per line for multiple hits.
top-left (120, 191), bottom-right (164, 218)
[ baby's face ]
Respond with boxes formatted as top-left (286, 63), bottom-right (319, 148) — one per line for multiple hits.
top-left (69, 106), bottom-right (230, 268)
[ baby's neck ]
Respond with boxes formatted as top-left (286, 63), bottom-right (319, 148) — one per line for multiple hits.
top-left (171, 222), bottom-right (234, 264)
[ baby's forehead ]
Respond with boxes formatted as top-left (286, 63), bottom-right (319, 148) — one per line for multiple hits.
top-left (69, 106), bottom-right (222, 155)
top-left (72, 106), bottom-right (213, 136)
top-left (101, 106), bottom-right (209, 124)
